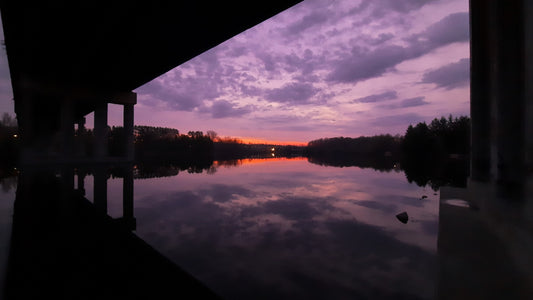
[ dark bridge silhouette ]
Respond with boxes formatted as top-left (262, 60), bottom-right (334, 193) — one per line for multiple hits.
top-left (5, 164), bottom-right (223, 299)
top-left (1, 0), bottom-right (533, 299)
top-left (0, 1), bottom-right (302, 298)
top-left (0, 0), bottom-right (302, 163)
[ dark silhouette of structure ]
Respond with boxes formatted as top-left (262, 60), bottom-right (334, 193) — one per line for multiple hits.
top-left (0, 0), bottom-right (302, 164)
top-left (435, 2), bottom-right (533, 299)
top-left (1, 0), bottom-right (533, 298)
top-left (0, 1), bottom-right (302, 298)
top-left (5, 164), bottom-right (222, 299)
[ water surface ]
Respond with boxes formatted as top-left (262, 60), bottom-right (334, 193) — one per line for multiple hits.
top-left (125, 158), bottom-right (439, 299)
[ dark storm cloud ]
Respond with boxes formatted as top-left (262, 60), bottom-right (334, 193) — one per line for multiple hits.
top-left (379, 96), bottom-right (429, 109)
top-left (265, 82), bottom-right (319, 104)
top-left (354, 91), bottom-right (398, 103)
top-left (326, 12), bottom-right (469, 84)
top-left (206, 100), bottom-right (253, 119)
top-left (421, 58), bottom-right (469, 89)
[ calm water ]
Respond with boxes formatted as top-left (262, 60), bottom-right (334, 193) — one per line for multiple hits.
top-left (0, 158), bottom-right (440, 299)
top-left (117, 158), bottom-right (438, 299)
top-left (2, 157), bottom-right (532, 299)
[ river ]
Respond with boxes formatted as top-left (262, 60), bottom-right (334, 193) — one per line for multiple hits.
top-left (0, 158), bottom-right (530, 300)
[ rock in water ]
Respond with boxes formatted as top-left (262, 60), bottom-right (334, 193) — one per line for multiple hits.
top-left (396, 212), bottom-right (408, 224)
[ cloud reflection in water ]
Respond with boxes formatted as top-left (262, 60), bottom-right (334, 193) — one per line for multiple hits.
top-left (133, 159), bottom-right (438, 300)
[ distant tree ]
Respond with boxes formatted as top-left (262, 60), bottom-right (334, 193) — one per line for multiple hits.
top-left (188, 131), bottom-right (204, 138)
top-left (401, 115), bottom-right (470, 189)
top-left (0, 113), bottom-right (17, 127)
top-left (206, 130), bottom-right (218, 141)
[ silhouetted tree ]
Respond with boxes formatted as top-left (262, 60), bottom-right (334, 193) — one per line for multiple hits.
top-left (206, 130), bottom-right (218, 141)
top-left (401, 115), bottom-right (470, 189)
top-left (0, 113), bottom-right (19, 165)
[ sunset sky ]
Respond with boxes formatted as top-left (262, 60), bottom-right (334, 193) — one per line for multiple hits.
top-left (0, 0), bottom-right (470, 145)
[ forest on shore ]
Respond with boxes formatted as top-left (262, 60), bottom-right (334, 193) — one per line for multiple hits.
top-left (0, 113), bottom-right (470, 188)
top-left (306, 115), bottom-right (470, 188)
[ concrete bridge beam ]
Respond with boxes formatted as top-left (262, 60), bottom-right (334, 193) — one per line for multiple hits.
top-left (94, 102), bottom-right (108, 160)
top-left (123, 96), bottom-right (135, 161)
top-left (60, 98), bottom-right (75, 158)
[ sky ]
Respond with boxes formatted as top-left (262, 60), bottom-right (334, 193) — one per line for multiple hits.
top-left (0, 0), bottom-right (470, 145)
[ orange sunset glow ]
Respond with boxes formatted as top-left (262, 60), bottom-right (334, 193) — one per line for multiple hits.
top-left (237, 137), bottom-right (307, 146)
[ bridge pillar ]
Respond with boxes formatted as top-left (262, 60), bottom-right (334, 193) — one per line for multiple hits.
top-left (77, 170), bottom-right (86, 196)
top-left (94, 103), bottom-right (108, 159)
top-left (75, 117), bottom-right (87, 157)
top-left (17, 98), bottom-right (34, 163)
top-left (93, 167), bottom-right (108, 213)
top-left (470, 0), bottom-right (531, 187)
top-left (60, 98), bottom-right (75, 158)
top-left (124, 103), bottom-right (134, 161)
top-left (122, 164), bottom-right (135, 230)
top-left (469, 0), bottom-right (493, 182)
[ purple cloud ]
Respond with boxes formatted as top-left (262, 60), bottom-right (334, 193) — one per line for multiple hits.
top-left (265, 82), bottom-right (319, 104)
top-left (137, 79), bottom-right (205, 111)
top-left (370, 113), bottom-right (424, 127)
top-left (349, 0), bottom-right (438, 20)
top-left (257, 52), bottom-right (278, 72)
top-left (208, 100), bottom-right (253, 119)
top-left (327, 12), bottom-right (469, 84)
top-left (361, 33), bottom-right (395, 46)
top-left (379, 97), bottom-right (429, 109)
top-left (354, 91), bottom-right (398, 103)
top-left (421, 58), bottom-right (469, 89)
top-left (286, 10), bottom-right (330, 35)
top-left (400, 97), bottom-right (429, 107)
top-left (327, 45), bottom-right (408, 83)
top-left (419, 12), bottom-right (470, 49)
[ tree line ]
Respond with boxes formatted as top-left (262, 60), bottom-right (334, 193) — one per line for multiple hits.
top-left (306, 115), bottom-right (471, 188)
top-left (0, 112), bottom-right (471, 189)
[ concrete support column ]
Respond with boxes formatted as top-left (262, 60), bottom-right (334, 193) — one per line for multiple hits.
top-left (124, 103), bottom-right (134, 161)
top-left (470, 0), bottom-right (528, 186)
top-left (17, 98), bottom-right (34, 163)
top-left (76, 117), bottom-right (86, 157)
top-left (469, 0), bottom-right (493, 182)
top-left (524, 0), bottom-right (533, 173)
top-left (493, 1), bottom-right (526, 185)
top-left (94, 102), bottom-right (108, 159)
top-left (60, 99), bottom-right (74, 158)
top-left (77, 170), bottom-right (86, 196)
top-left (122, 164), bottom-right (135, 230)
top-left (93, 167), bottom-right (108, 213)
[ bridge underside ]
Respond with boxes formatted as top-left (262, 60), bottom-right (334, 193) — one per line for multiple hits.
top-left (0, 0), bottom-right (302, 163)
